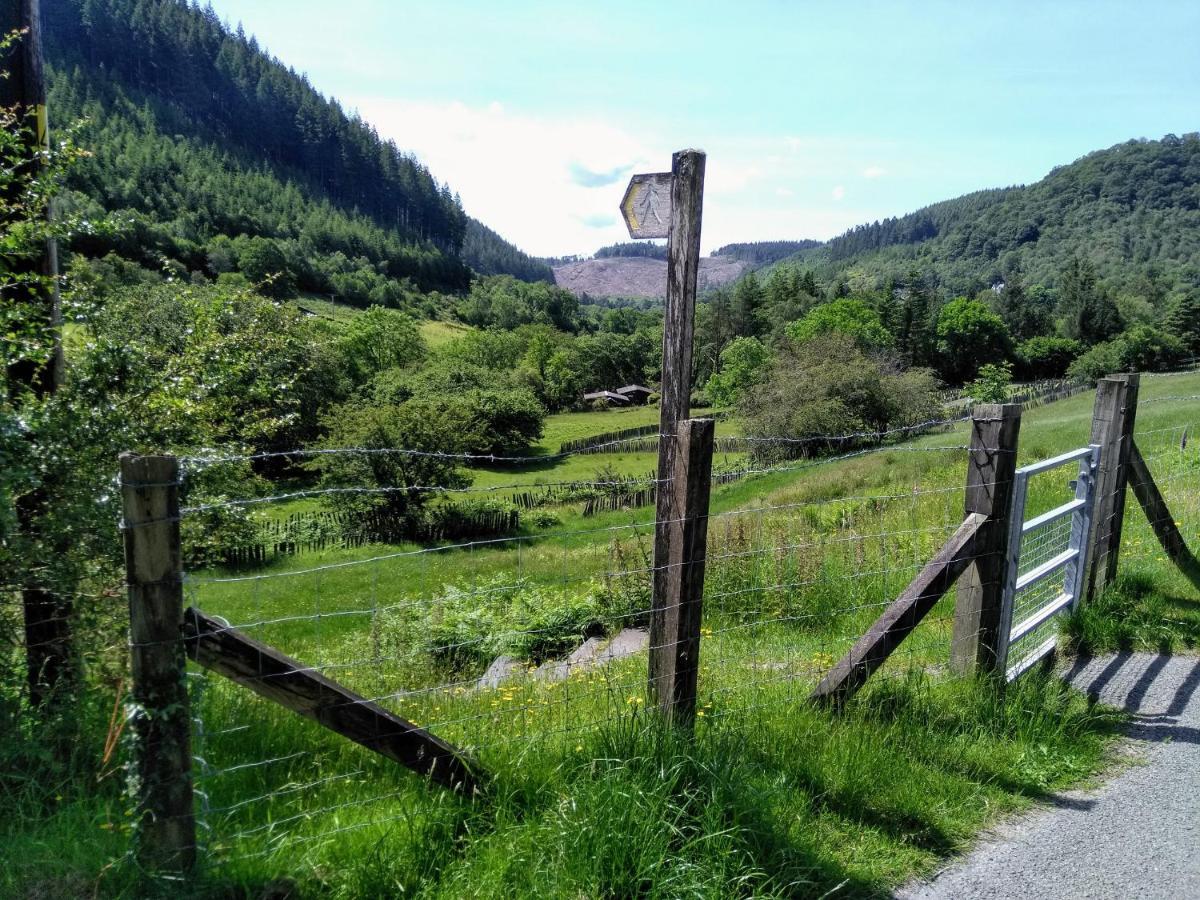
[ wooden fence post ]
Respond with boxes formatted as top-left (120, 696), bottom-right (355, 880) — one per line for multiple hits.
top-left (649, 418), bottom-right (714, 725)
top-left (120, 453), bottom-right (195, 872)
top-left (950, 403), bottom-right (1022, 675)
top-left (1085, 374), bottom-right (1140, 603)
top-left (649, 150), bottom-right (705, 721)
top-left (3, 0), bottom-right (72, 712)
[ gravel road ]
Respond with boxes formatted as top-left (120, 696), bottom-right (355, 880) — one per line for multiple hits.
top-left (898, 652), bottom-right (1200, 900)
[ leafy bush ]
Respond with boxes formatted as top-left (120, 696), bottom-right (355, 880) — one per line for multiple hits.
top-left (1067, 325), bottom-right (1186, 382)
top-left (705, 336), bottom-right (772, 407)
top-left (528, 509), bottom-right (561, 528)
top-left (1118, 324), bottom-right (1185, 372)
top-left (333, 307), bottom-right (427, 387)
top-left (935, 298), bottom-right (1012, 383)
top-left (466, 388), bottom-right (546, 455)
top-left (786, 298), bottom-right (893, 350)
top-left (380, 577), bottom-right (613, 673)
top-left (417, 497), bottom-right (521, 541)
top-left (738, 333), bottom-right (941, 458)
top-left (316, 398), bottom-right (472, 519)
top-left (1015, 336), bottom-right (1084, 380)
top-left (1067, 341), bottom-right (1124, 383)
top-left (968, 362), bottom-right (1013, 403)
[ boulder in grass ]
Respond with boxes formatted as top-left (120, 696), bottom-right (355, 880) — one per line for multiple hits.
top-left (598, 628), bottom-right (649, 662)
top-left (477, 654), bottom-right (524, 690)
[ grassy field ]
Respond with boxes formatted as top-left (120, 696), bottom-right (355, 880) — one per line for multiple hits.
top-left (419, 319), bottom-right (475, 349)
top-left (536, 403), bottom-right (664, 450)
top-left (3, 372), bottom-right (1198, 898)
top-left (289, 298), bottom-right (476, 351)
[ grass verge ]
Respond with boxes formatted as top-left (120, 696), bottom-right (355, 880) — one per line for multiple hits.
top-left (2, 669), bottom-right (1124, 899)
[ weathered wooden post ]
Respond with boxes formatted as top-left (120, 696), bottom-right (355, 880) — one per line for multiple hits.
top-left (1085, 374), bottom-right (1140, 603)
top-left (648, 418), bottom-right (715, 724)
top-left (618, 150), bottom-right (708, 720)
top-left (120, 453), bottom-right (195, 872)
top-left (2, 0), bottom-right (71, 709)
top-left (950, 404), bottom-right (1023, 675)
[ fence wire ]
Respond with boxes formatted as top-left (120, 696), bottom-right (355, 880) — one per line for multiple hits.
top-left (114, 380), bottom-right (1200, 870)
top-left (168, 432), bottom-right (984, 868)
top-left (1128, 407), bottom-right (1200, 574)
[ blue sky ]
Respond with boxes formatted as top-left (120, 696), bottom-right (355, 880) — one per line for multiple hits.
top-left (206, 1), bottom-right (1199, 256)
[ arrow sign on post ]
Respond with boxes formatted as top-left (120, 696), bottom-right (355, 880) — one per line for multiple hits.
top-left (620, 172), bottom-right (674, 239)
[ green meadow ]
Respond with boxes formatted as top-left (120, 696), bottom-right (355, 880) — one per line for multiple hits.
top-left (4, 372), bottom-right (1198, 899)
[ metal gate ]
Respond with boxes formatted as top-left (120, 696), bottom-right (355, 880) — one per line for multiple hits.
top-left (997, 444), bottom-right (1101, 680)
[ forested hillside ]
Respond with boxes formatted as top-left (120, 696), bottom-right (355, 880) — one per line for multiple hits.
top-left (712, 240), bottom-right (820, 266)
top-left (43, 0), bottom-right (547, 302)
top-left (778, 135), bottom-right (1200, 297)
top-left (463, 219), bottom-right (554, 282)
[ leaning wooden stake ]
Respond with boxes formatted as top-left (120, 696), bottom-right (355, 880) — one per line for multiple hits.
top-left (950, 404), bottom-right (1023, 675)
top-left (649, 418), bottom-right (715, 725)
top-left (1085, 374), bottom-right (1140, 603)
top-left (120, 453), bottom-right (196, 873)
top-left (810, 514), bottom-right (985, 708)
top-left (1128, 440), bottom-right (1200, 591)
top-left (184, 608), bottom-right (484, 793)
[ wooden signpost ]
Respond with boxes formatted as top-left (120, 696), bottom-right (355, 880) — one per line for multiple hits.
top-left (623, 151), bottom-right (709, 723)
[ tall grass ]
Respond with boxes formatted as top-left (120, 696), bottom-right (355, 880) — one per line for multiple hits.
top-left (3, 372), bottom-right (1199, 897)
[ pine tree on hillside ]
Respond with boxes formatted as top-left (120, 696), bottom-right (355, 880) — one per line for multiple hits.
top-left (1164, 290), bottom-right (1200, 355)
top-left (1059, 257), bottom-right (1124, 345)
top-left (732, 272), bottom-right (764, 337)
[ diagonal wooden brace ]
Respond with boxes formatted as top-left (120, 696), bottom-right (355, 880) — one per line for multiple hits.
top-left (184, 607), bottom-right (484, 794)
top-left (1128, 441), bottom-right (1200, 591)
top-left (810, 514), bottom-right (985, 709)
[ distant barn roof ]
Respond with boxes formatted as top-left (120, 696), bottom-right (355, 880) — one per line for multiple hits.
top-left (615, 384), bottom-right (652, 395)
top-left (583, 390), bottom-right (630, 403)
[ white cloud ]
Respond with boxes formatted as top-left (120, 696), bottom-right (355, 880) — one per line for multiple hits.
top-left (831, 185), bottom-right (846, 200)
top-left (862, 165), bottom-right (887, 179)
top-left (351, 96), bottom-right (661, 256)
top-left (349, 97), bottom-right (880, 255)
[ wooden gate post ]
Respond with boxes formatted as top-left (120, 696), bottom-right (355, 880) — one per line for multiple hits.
top-left (120, 453), bottom-right (195, 872)
top-left (950, 404), bottom-right (1022, 675)
top-left (649, 418), bottom-right (715, 725)
top-left (1085, 374), bottom-right (1140, 603)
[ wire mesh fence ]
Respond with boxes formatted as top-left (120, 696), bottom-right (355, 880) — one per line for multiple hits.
top-left (1128, 401), bottom-right (1200, 570)
top-left (105, 374), bottom-right (1200, 874)
top-left (158, 433), bottom-right (988, 868)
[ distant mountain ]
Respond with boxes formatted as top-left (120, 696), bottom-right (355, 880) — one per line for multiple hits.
top-left (44, 0), bottom-right (548, 303)
top-left (774, 135), bottom-right (1200, 296)
top-left (552, 256), bottom-right (749, 300)
top-left (547, 240), bottom-right (820, 300)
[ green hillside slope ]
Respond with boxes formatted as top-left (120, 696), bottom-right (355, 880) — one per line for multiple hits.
top-left (780, 135), bottom-right (1200, 297)
top-left (43, 0), bottom-right (547, 302)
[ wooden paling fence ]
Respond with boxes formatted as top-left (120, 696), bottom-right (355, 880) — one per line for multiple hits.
top-left (218, 503), bottom-right (521, 566)
top-left (557, 423), bottom-right (661, 454)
